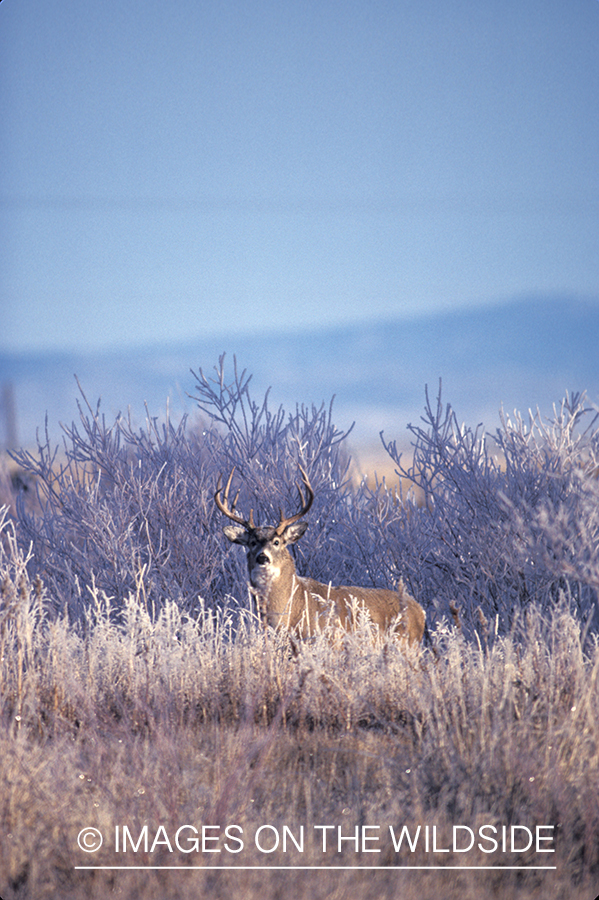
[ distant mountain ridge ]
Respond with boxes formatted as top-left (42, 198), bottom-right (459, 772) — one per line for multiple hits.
top-left (1, 296), bottom-right (598, 450)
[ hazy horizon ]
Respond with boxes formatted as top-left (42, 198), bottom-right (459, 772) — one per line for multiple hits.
top-left (2, 0), bottom-right (598, 355)
top-left (1, 290), bottom-right (595, 359)
top-left (2, 295), bottom-right (598, 451)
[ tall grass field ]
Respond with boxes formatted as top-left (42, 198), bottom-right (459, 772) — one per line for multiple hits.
top-left (1, 358), bottom-right (598, 899)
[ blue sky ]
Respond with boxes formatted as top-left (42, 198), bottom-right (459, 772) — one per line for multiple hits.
top-left (1, 0), bottom-right (598, 353)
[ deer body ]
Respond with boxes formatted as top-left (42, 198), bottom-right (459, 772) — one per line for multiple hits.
top-left (217, 469), bottom-right (425, 644)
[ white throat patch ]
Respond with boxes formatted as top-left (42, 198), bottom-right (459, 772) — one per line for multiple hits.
top-left (250, 562), bottom-right (281, 590)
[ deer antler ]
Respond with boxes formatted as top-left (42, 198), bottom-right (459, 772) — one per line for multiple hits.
top-left (274, 465), bottom-right (314, 536)
top-left (214, 468), bottom-right (255, 529)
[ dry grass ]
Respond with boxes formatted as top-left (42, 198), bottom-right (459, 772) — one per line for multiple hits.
top-left (1, 569), bottom-right (598, 899)
top-left (350, 443), bottom-right (425, 503)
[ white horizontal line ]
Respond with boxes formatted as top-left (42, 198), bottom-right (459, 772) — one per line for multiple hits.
top-left (74, 865), bottom-right (557, 871)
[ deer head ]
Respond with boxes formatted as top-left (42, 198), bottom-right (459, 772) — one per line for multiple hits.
top-left (215, 467), bottom-right (314, 619)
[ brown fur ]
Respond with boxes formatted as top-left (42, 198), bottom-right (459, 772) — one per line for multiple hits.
top-left (223, 521), bottom-right (425, 643)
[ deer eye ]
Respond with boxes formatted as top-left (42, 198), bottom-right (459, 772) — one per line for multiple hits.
top-left (273, 539), bottom-right (280, 547)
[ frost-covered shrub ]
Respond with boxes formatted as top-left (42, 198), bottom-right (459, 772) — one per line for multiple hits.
top-left (8, 358), bottom-right (354, 620)
top-left (6, 360), bottom-right (599, 640)
top-left (371, 386), bottom-right (599, 639)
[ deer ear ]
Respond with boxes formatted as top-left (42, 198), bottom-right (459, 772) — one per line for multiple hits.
top-left (223, 525), bottom-right (249, 545)
top-left (283, 520), bottom-right (308, 543)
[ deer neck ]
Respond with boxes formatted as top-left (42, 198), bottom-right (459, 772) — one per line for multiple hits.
top-left (250, 553), bottom-right (308, 631)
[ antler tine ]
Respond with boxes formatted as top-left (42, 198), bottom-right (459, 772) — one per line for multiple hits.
top-left (275, 465), bottom-right (315, 535)
top-left (215, 468), bottom-right (253, 528)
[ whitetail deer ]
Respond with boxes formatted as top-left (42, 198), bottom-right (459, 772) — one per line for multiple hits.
top-left (215, 467), bottom-right (425, 644)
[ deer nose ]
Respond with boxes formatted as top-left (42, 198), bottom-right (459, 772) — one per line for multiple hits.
top-left (256, 552), bottom-right (270, 565)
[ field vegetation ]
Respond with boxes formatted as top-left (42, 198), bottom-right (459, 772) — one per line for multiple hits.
top-left (1, 357), bottom-right (598, 899)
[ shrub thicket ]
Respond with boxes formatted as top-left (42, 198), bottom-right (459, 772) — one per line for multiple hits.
top-left (7, 359), bottom-right (599, 641)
